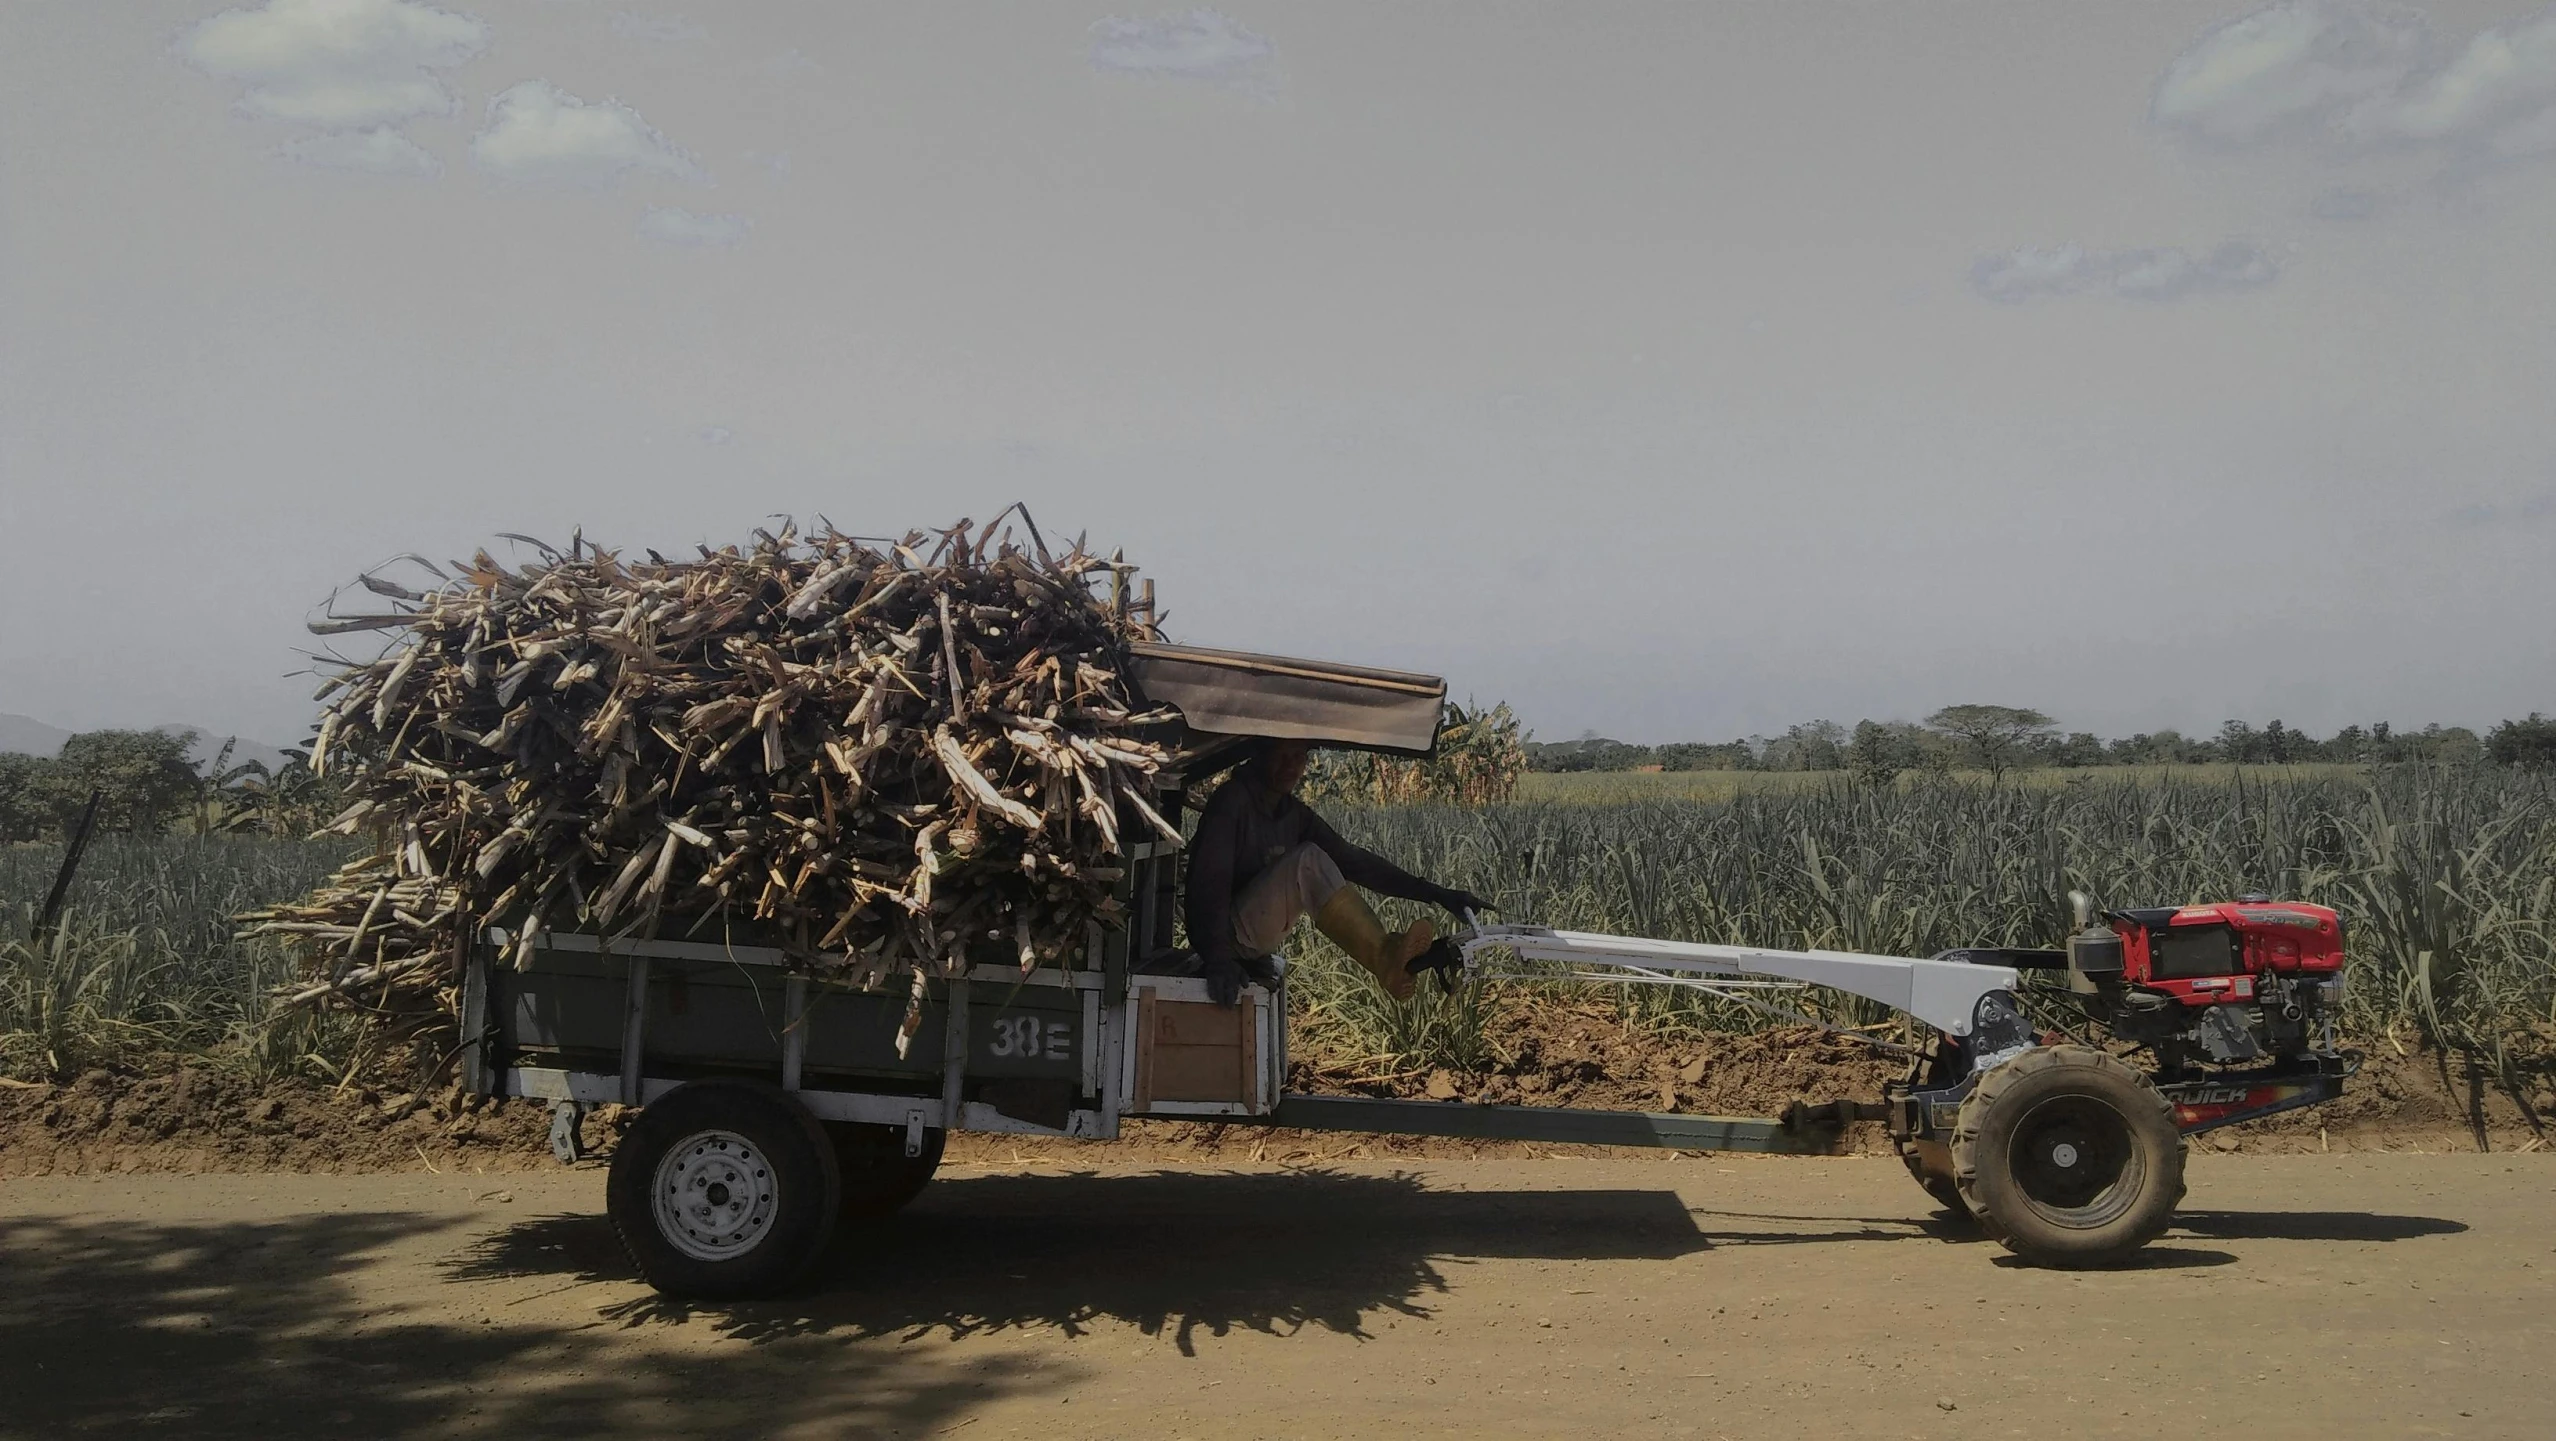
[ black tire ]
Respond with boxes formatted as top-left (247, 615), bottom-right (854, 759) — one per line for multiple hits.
top-left (825, 1121), bottom-right (946, 1219)
top-left (1952, 1046), bottom-right (2184, 1268)
top-left (1895, 1136), bottom-right (1970, 1220)
top-left (607, 1079), bottom-right (842, 1300)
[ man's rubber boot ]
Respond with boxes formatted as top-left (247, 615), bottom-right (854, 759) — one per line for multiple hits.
top-left (1314, 887), bottom-right (1433, 1002)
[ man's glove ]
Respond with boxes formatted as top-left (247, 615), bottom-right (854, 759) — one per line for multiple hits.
top-left (1202, 954), bottom-right (1246, 1007)
top-left (1433, 886), bottom-right (1495, 921)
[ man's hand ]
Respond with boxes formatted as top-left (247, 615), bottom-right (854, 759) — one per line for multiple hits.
top-left (1434, 886), bottom-right (1495, 921)
top-left (1202, 954), bottom-right (1247, 1007)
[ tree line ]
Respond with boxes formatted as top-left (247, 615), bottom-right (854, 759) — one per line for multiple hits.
top-left (0, 730), bottom-right (336, 843)
top-left (1528, 706), bottom-right (2556, 784)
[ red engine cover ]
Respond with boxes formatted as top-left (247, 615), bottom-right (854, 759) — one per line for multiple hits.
top-left (2117, 901), bottom-right (2342, 1007)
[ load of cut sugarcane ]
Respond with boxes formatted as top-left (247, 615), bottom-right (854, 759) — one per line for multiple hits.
top-left (241, 510), bottom-right (1179, 1037)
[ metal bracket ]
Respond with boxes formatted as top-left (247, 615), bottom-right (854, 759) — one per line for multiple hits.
top-left (548, 1100), bottom-right (589, 1164)
top-left (618, 954), bottom-right (651, 1107)
top-left (1964, 989), bottom-right (2035, 1075)
top-left (780, 974), bottom-right (809, 1091)
top-left (941, 976), bottom-right (971, 1131)
top-left (904, 1107), bottom-right (928, 1159)
top-left (458, 940), bottom-right (492, 1097)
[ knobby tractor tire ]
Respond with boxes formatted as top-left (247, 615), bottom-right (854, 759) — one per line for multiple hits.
top-left (825, 1120), bottom-right (946, 1219)
top-left (607, 1079), bottom-right (842, 1300)
top-left (1952, 1045), bottom-right (2184, 1268)
top-left (1894, 1136), bottom-right (1970, 1220)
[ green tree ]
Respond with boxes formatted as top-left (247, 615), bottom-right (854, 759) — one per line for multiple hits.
top-left (2485, 714), bottom-right (2556, 772)
top-left (1758, 720), bottom-right (1845, 772)
top-left (1846, 720), bottom-right (1917, 787)
top-left (217, 746), bottom-right (342, 836)
top-left (1923, 704), bottom-right (2056, 783)
top-left (2049, 731), bottom-right (2107, 768)
top-left (0, 752), bottom-right (86, 842)
top-left (56, 730), bottom-right (199, 833)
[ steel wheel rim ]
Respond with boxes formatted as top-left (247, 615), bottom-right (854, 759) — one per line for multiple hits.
top-left (652, 1129), bottom-right (780, 1262)
top-left (2008, 1095), bottom-right (2140, 1227)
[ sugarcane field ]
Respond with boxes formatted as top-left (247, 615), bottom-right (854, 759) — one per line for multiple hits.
top-left (10, 5), bottom-right (2556, 1440)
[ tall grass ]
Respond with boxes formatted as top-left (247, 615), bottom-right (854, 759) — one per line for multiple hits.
top-left (0, 836), bottom-right (355, 1080)
top-left (6, 771), bottom-right (2553, 1097)
top-left (1515, 762), bottom-right (2366, 805)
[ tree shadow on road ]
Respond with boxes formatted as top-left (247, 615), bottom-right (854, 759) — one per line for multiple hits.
top-left (0, 1208), bottom-right (1071, 1440)
top-left (451, 1168), bottom-right (1710, 1354)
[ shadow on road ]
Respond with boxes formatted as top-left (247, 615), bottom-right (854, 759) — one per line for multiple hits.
top-left (1987, 1246), bottom-right (2241, 1269)
top-left (0, 1209), bottom-right (1073, 1440)
top-left (1682, 1202), bottom-right (2464, 1262)
top-left (452, 1168), bottom-right (1709, 1353)
top-left (2169, 1209), bottom-right (2468, 1242)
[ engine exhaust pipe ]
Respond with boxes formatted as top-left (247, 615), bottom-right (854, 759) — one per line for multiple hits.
top-left (2066, 890), bottom-right (2123, 995)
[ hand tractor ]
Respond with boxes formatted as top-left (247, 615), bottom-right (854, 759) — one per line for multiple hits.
top-left (1439, 888), bottom-right (2354, 1267)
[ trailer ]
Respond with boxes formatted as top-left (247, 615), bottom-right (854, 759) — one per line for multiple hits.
top-left (457, 642), bottom-right (2354, 1297)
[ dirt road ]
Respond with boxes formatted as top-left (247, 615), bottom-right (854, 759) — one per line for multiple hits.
top-left (1, 1152), bottom-right (2545, 1439)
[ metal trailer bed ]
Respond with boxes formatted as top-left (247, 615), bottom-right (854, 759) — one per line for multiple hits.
top-left (456, 846), bottom-right (2035, 1299)
top-left (463, 912), bottom-right (2018, 1167)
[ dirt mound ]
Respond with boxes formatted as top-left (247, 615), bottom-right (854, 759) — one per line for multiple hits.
top-left (4, 1012), bottom-right (2542, 1176)
top-left (1301, 1009), bottom-right (1904, 1116)
top-left (0, 1067), bottom-right (554, 1178)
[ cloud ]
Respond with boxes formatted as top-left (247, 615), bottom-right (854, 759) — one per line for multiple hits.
top-left (611, 12), bottom-right (706, 43)
top-left (2360, 9), bottom-right (2556, 151)
top-left (2150, 1), bottom-right (2422, 145)
top-left (698, 425), bottom-right (734, 445)
top-left (470, 81), bottom-right (700, 186)
top-left (1970, 241), bottom-right (2282, 303)
top-left (183, 0), bottom-right (489, 129)
top-left (1088, 9), bottom-right (1274, 86)
top-left (2154, 2), bottom-right (2556, 164)
top-left (637, 205), bottom-right (749, 246)
top-left (275, 124), bottom-right (439, 174)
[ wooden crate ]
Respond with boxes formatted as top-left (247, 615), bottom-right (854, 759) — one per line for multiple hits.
top-left (1122, 975), bottom-right (1278, 1116)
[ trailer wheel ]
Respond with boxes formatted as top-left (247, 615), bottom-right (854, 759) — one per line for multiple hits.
top-left (607, 1080), bottom-right (841, 1299)
top-left (1952, 1046), bottom-right (2183, 1268)
top-left (1894, 1136), bottom-right (1970, 1220)
top-left (825, 1121), bottom-right (946, 1219)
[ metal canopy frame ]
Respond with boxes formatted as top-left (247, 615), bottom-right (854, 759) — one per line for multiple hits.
top-left (1127, 641), bottom-right (1448, 757)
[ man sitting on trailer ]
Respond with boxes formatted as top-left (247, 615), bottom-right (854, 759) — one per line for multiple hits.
top-left (1185, 739), bottom-right (1491, 1006)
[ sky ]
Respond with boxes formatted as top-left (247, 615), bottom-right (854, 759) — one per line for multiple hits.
top-left (4, 1), bottom-right (2555, 747)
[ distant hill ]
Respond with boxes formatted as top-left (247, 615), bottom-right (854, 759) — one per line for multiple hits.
top-left (0, 712), bottom-right (74, 757)
top-left (0, 713), bottom-right (295, 774)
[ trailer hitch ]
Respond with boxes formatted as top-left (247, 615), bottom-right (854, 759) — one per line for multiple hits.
top-left (1779, 1098), bottom-right (1893, 1134)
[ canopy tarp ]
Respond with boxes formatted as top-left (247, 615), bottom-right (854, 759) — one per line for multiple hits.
top-left (1127, 642), bottom-right (1445, 757)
